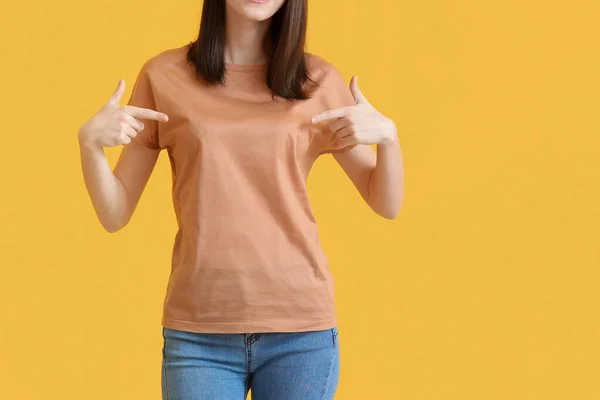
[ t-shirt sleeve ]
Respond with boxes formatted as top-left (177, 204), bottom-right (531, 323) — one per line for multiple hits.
top-left (317, 62), bottom-right (359, 154)
top-left (126, 63), bottom-right (162, 150)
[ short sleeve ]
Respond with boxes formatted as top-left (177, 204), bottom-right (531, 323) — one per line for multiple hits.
top-left (317, 62), bottom-right (359, 154)
top-left (127, 63), bottom-right (161, 150)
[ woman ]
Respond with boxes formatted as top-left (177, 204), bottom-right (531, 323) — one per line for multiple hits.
top-left (78, 0), bottom-right (403, 398)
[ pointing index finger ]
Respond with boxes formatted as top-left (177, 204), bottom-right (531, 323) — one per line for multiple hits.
top-left (123, 105), bottom-right (169, 122)
top-left (311, 106), bottom-right (351, 123)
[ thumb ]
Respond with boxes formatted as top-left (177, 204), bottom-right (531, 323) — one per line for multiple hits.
top-left (108, 78), bottom-right (126, 105)
top-left (350, 75), bottom-right (368, 105)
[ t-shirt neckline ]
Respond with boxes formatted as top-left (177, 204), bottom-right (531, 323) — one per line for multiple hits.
top-left (224, 63), bottom-right (268, 72)
top-left (184, 42), bottom-right (268, 72)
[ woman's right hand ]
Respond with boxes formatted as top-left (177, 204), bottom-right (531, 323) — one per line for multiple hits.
top-left (78, 79), bottom-right (169, 148)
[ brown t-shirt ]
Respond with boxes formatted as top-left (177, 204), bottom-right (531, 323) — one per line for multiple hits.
top-left (127, 43), bottom-right (357, 333)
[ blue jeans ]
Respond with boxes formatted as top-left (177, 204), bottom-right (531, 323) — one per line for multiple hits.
top-left (161, 326), bottom-right (340, 400)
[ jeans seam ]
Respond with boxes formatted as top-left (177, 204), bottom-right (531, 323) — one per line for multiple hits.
top-left (321, 340), bottom-right (337, 400)
top-left (245, 335), bottom-right (251, 394)
top-left (162, 360), bottom-right (169, 400)
top-left (162, 332), bottom-right (170, 400)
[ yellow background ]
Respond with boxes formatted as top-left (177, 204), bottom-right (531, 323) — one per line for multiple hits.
top-left (1, 0), bottom-right (599, 399)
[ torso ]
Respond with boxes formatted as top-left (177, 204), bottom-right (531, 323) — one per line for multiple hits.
top-left (129, 43), bottom-right (355, 333)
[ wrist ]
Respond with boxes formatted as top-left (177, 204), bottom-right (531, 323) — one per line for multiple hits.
top-left (77, 126), bottom-right (100, 150)
top-left (379, 119), bottom-right (398, 146)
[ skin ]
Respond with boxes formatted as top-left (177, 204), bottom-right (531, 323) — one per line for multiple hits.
top-left (78, 79), bottom-right (168, 233)
top-left (223, 0), bottom-right (286, 64)
top-left (312, 75), bottom-right (404, 220)
top-left (78, 0), bottom-right (403, 233)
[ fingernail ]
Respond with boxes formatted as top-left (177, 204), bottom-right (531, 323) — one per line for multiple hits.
top-left (311, 116), bottom-right (317, 123)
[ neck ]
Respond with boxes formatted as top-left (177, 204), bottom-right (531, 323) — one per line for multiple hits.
top-left (224, 6), bottom-right (271, 65)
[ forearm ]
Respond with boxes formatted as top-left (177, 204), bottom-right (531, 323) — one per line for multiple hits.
top-left (78, 133), bottom-right (129, 232)
top-left (368, 133), bottom-right (404, 219)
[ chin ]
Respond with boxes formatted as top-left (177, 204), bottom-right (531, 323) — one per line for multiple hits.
top-left (226, 0), bottom-right (287, 22)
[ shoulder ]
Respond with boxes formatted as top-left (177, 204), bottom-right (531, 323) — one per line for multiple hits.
top-left (304, 52), bottom-right (345, 83)
top-left (137, 43), bottom-right (191, 78)
top-left (304, 52), bottom-right (355, 108)
top-left (304, 52), bottom-right (352, 104)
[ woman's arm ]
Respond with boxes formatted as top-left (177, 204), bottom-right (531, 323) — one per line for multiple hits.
top-left (312, 75), bottom-right (404, 219)
top-left (78, 78), bottom-right (168, 232)
top-left (78, 139), bottom-right (160, 232)
top-left (332, 134), bottom-right (403, 219)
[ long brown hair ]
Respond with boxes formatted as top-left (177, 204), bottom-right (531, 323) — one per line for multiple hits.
top-left (186, 0), bottom-right (313, 100)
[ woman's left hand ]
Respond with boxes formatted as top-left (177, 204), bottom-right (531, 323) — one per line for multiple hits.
top-left (311, 76), bottom-right (397, 146)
